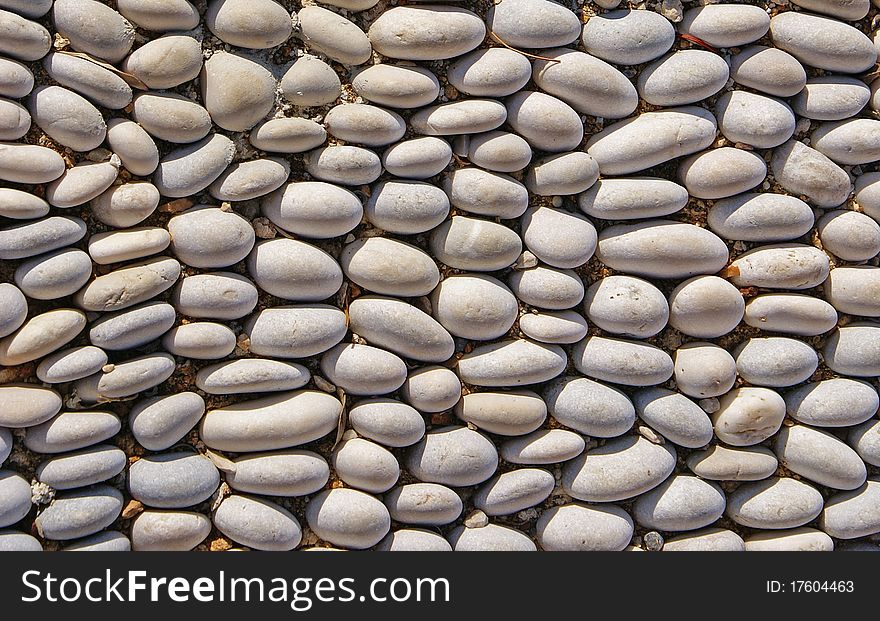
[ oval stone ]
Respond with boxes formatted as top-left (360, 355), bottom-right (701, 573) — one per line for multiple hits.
top-left (687, 445), bottom-right (778, 482)
top-left (726, 477), bottom-right (823, 529)
top-left (214, 494), bottom-right (302, 551)
top-left (708, 193), bottom-right (813, 242)
top-left (173, 272), bottom-right (258, 320)
top-left (455, 391), bottom-right (547, 436)
top-left (368, 5), bottom-right (484, 61)
top-left (131, 510), bottom-right (211, 552)
top-left (499, 429), bottom-right (585, 465)
top-left (537, 503), bottom-right (633, 552)
top-left (581, 9), bottom-right (675, 65)
top-left (320, 343), bottom-right (407, 396)
top-left (24, 410), bottom-right (120, 453)
top-left (305, 488), bottom-right (390, 550)
top-left (775, 425), bottom-right (866, 490)
top-left (785, 378), bottom-right (878, 428)
top-left (545, 376), bottom-right (635, 438)
top-left (245, 305), bottom-right (347, 359)
top-left (225, 450), bottom-right (329, 497)
top-left (34, 484), bottom-right (123, 540)
top-left (712, 387), bottom-right (786, 447)
top-left (195, 359), bottom-right (310, 395)
top-left (473, 468), bottom-right (555, 516)
top-left (349, 399), bottom-right (426, 448)
top-left (725, 244), bottom-right (830, 290)
top-left (406, 426), bottom-right (498, 487)
top-left (572, 336), bottom-right (673, 387)
top-left (633, 475), bottom-right (726, 532)
top-left (430, 216), bottom-right (521, 272)
top-left (36, 346), bottom-right (108, 384)
top-left (770, 11), bottom-right (876, 73)
top-left (129, 392), bottom-right (206, 451)
top-left (385, 484), bottom-right (462, 526)
top-left (458, 340), bottom-right (567, 387)
top-left (633, 388), bottom-right (714, 449)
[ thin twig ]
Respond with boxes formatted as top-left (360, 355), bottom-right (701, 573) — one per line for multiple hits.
top-left (488, 31), bottom-right (562, 63)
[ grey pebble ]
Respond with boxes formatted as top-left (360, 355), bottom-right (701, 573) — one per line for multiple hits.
top-left (633, 475), bottom-right (726, 532)
top-left (0, 142), bottom-right (66, 184)
top-left (214, 494), bottom-right (302, 551)
top-left (129, 452), bottom-right (220, 509)
top-left (673, 342), bottom-right (737, 399)
top-left (196, 359), bottom-right (310, 395)
top-left (679, 4), bottom-right (770, 48)
top-left (304, 145), bottom-right (382, 186)
top-left (131, 510), bottom-right (211, 551)
top-left (447, 48), bottom-right (531, 97)
top-left (205, 0), bottom-right (292, 49)
top-left (161, 322), bottom-right (237, 360)
top-left (122, 34), bottom-right (203, 90)
top-left (105, 122), bottom-right (159, 178)
top-left (29, 85), bottom-right (106, 152)
top-left (24, 410), bottom-right (120, 454)
top-left (366, 180), bottom-right (449, 235)
top-left (43, 52), bottom-right (131, 110)
top-left (578, 177), bottom-right (688, 220)
top-left (74, 352), bottom-right (176, 402)
top-left (348, 296), bottom-right (453, 363)
top-left (352, 64), bottom-right (439, 109)
top-left (775, 424), bottom-right (866, 490)
top-left (245, 305), bottom-right (347, 358)
top-left (129, 392), bottom-right (206, 452)
top-left (376, 529), bottom-right (452, 552)
top-left (455, 390), bottom-right (547, 436)
top-left (729, 45), bottom-right (807, 98)
top-left (0, 308), bottom-right (86, 366)
top-left (770, 11), bottom-right (876, 73)
top-left (562, 435), bottom-right (677, 502)
top-left (817, 210), bottom-right (880, 262)
top-left (473, 468), bottom-right (554, 516)
top-left (248, 238), bottom-right (342, 302)
top-left (88, 301), bottom-right (176, 351)
top-left (225, 450), bottom-right (330, 497)
top-left (200, 390), bottom-right (342, 452)
top-left (726, 477), bottom-right (823, 530)
top-left (91, 182), bottom-right (160, 228)
top-left (0, 215), bottom-right (86, 260)
top-left (280, 56), bottom-right (341, 107)
top-left (584, 275), bottom-right (667, 339)
top-left (263, 181), bottom-right (362, 239)
top-left (169, 206), bottom-right (255, 269)
top-left (536, 503), bottom-right (633, 551)
top-left (36, 444), bottom-right (126, 490)
top-left (0, 530), bottom-right (42, 551)
top-left (725, 243), bottom-right (830, 290)
top-left (572, 336), bottom-right (673, 387)
top-left (448, 523), bottom-right (536, 552)
top-left (320, 342), bottom-right (407, 396)
top-left (153, 134), bottom-right (236, 198)
top-left (46, 161), bottom-right (119, 209)
top-left (785, 378), bottom-right (878, 428)
top-left (458, 339), bottom-right (567, 387)
top-left (368, 5), bottom-right (484, 61)
top-left (305, 488), bottom-right (390, 550)
top-left (299, 5), bottom-right (371, 66)
top-left (0, 470), bottom-right (31, 528)
top-left (820, 479), bottom-right (880, 539)
top-left (0, 57), bottom-right (34, 99)
top-left (406, 426), bottom-right (498, 487)
top-left (581, 9), bottom-right (675, 65)
top-left (430, 216), bottom-right (521, 272)
top-left (249, 118), bottom-right (328, 154)
top-left (544, 376), bottom-right (635, 438)
top-left (633, 387), bottom-right (714, 449)
top-left (505, 91), bottom-right (583, 153)
top-left (708, 193), bottom-right (814, 242)
top-left (508, 265), bottom-right (584, 310)
top-left (792, 76), bottom-right (871, 121)
top-left (744, 527), bottom-right (834, 552)
top-left (0, 188), bottom-right (49, 220)
top-left (687, 444), bottom-right (779, 482)
top-left (75, 257), bottom-right (181, 313)
top-left (638, 50), bottom-right (729, 107)
top-left (63, 531), bottom-right (131, 552)
top-left (712, 387), bottom-right (786, 447)
top-left (382, 137), bottom-right (452, 179)
top-left (443, 167), bottom-right (529, 218)
top-left (172, 272), bottom-right (258, 320)
top-left (499, 429), bottom-right (585, 465)
top-left (53, 0), bottom-right (134, 63)
top-left (849, 420), bottom-right (880, 467)
top-left (88, 227), bottom-right (171, 266)
top-left (35, 484), bottom-right (123, 540)
top-left (0, 8), bottom-right (51, 61)
top-left (823, 322), bottom-right (880, 377)
top-left (733, 337), bottom-right (819, 388)
top-left (662, 528), bottom-right (745, 552)
top-left (325, 103), bottom-right (406, 147)
top-left (201, 52), bottom-right (275, 132)
top-left (14, 248), bottom-right (91, 300)
top-left (332, 437), bottom-right (399, 494)
top-left (384, 483), bottom-right (462, 526)
top-left (132, 92), bottom-right (211, 144)
top-left (519, 310), bottom-right (588, 345)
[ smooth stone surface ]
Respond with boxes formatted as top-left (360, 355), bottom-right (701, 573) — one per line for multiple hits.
top-left (596, 220), bottom-right (728, 279)
top-left (29, 86), bottom-right (106, 152)
top-left (34, 484), bottom-right (123, 540)
top-left (544, 376), bottom-right (635, 438)
top-left (532, 48), bottom-right (638, 119)
top-left (448, 523), bottom-right (536, 552)
top-left (473, 468), bottom-right (554, 516)
top-left (304, 146), bottom-right (382, 186)
top-left (718, 91), bottom-right (795, 150)
top-left (122, 35), bottom-right (203, 90)
top-left (0, 471), bottom-right (31, 528)
top-left (455, 390), bottom-right (546, 436)
top-left (0, 308), bottom-right (86, 366)
top-left (46, 161), bottom-right (119, 209)
top-left (0, 96), bottom-right (29, 140)
top-left (733, 337), bottom-right (819, 388)
top-left (663, 528), bottom-right (746, 552)
top-left (250, 118), bottom-right (328, 154)
top-left (400, 366), bottom-right (461, 414)
top-left (586, 106), bottom-right (717, 176)
top-left (153, 134), bottom-right (236, 198)
top-left (457, 339), bottom-right (567, 387)
top-left (521, 207), bottom-right (596, 269)
top-left (519, 310), bottom-right (588, 345)
top-left (443, 167), bottom-right (529, 218)
top-left (298, 6), bottom-right (371, 66)
top-left (826, 266), bottom-right (880, 317)
top-left (679, 147), bottom-right (766, 200)
top-left (352, 64), bottom-right (439, 109)
top-left (0, 142), bottom-right (65, 184)
top-left (0, 188), bottom-right (49, 220)
top-left (0, 9), bottom-right (49, 61)
top-left (128, 453), bottom-right (220, 509)
top-left (0, 57), bottom-right (34, 99)
top-left (376, 529), bottom-right (452, 552)
top-left (161, 322), bottom-right (238, 360)
top-left (366, 180), bottom-right (449, 235)
top-left (488, 0), bottom-right (579, 48)
top-left (105, 118), bottom-right (159, 178)
top-left (562, 435), bottom-right (676, 503)
top-left (770, 11), bottom-right (876, 73)
top-left (431, 274), bottom-right (517, 340)
top-left (505, 91), bottom-right (583, 153)
top-left (384, 483), bottom-right (462, 526)
top-left (708, 193), bottom-right (813, 242)
top-left (466, 130), bottom-right (532, 173)
top-left (132, 92), bottom-right (211, 144)
top-left (14, 248), bottom-right (92, 301)
top-left (679, 4), bottom-right (769, 47)
top-left (793, 76), bottom-right (871, 121)
top-left (341, 237), bottom-right (439, 297)
top-left (813, 119), bottom-right (880, 166)
top-left (305, 488), bottom-right (390, 550)
top-left (63, 532), bottom-right (131, 552)
top-left (447, 48), bottom-right (531, 97)
top-left (205, 0), bottom-right (292, 49)
top-left (195, 359), bottom-right (311, 395)
top-left (169, 206), bottom-right (255, 269)
top-left (225, 450), bottom-right (329, 497)
top-left (382, 137), bottom-right (452, 179)
top-left (24, 410), bottom-right (120, 453)
top-left (579, 177), bottom-right (688, 220)
top-left (638, 50), bottom-right (729, 107)
top-left (88, 227), bottom-right (171, 265)
top-left (727, 477), bottom-right (823, 530)
top-left (214, 494), bottom-right (302, 551)
top-left (129, 392), bottom-right (206, 452)
top-left (35, 444), bottom-right (126, 490)
top-left (786, 378), bottom-right (878, 428)
top-left (173, 272), bottom-right (258, 320)
top-left (499, 429), bottom-right (585, 465)
top-left (202, 52), bottom-right (276, 132)
top-left (744, 528), bottom-right (834, 552)
top-left (200, 390), bottom-right (342, 452)
top-left (672, 342), bottom-right (737, 399)
top-left (526, 151), bottom-right (599, 196)
top-left (248, 238), bottom-right (342, 302)
top-left (280, 56), bottom-right (341, 107)
top-left (633, 475), bottom-right (725, 532)
top-left (775, 425), bottom-right (867, 490)
top-left (368, 5), bottom-right (485, 60)
top-left (729, 45), bottom-right (807, 97)
top-left (820, 480), bottom-right (880, 539)
top-left (245, 305), bottom-right (347, 358)
top-left (508, 266), bottom-right (584, 310)
top-left (725, 244), bottom-right (831, 290)
top-left (91, 182), bottom-right (160, 228)
top-left (325, 103), bottom-right (406, 147)
top-left (571, 336), bottom-right (673, 387)
top-left (332, 437), bottom-right (400, 493)
top-left (53, 0), bottom-right (134, 62)
top-left (687, 445), bottom-right (779, 482)
top-left (406, 426), bottom-right (498, 487)
top-left (823, 322), bottom-right (880, 377)
top-left (633, 388), bottom-right (714, 449)
top-left (0, 283), bottom-right (27, 339)
top-left (88, 301), bottom-right (176, 351)
top-left (43, 52), bottom-right (131, 109)
top-left (0, 216), bottom-right (87, 260)
top-left (74, 353), bottom-right (176, 402)
top-left (584, 275), bottom-right (667, 339)
top-left (0, 427), bottom-right (11, 465)
top-left (712, 387), bottom-right (786, 447)
top-left (581, 9), bottom-right (675, 65)
top-left (349, 296), bottom-right (454, 363)
top-left (411, 99), bottom-right (507, 136)
top-left (74, 257), bottom-right (181, 313)
top-left (131, 511), bottom-right (211, 551)
top-left (348, 399), bottom-right (426, 448)
top-left (817, 210), bottom-right (880, 261)
top-left (0, 531), bottom-right (42, 551)
top-left (263, 181), bottom-right (362, 239)
top-left (430, 216), bottom-right (521, 272)
top-left (537, 503), bottom-right (633, 551)
top-left (320, 343), bottom-right (407, 396)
